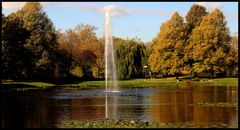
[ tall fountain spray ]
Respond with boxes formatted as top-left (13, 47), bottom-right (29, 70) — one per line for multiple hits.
top-left (105, 11), bottom-right (119, 92)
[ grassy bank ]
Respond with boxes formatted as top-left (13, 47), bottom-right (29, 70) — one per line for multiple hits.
top-left (1, 81), bottom-right (55, 90)
top-left (1, 78), bottom-right (238, 90)
top-left (60, 119), bottom-right (237, 128)
top-left (62, 78), bottom-right (238, 88)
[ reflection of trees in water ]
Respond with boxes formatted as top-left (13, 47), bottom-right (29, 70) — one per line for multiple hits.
top-left (2, 87), bottom-right (237, 128)
top-left (2, 92), bottom-right (25, 128)
top-left (2, 90), bottom-right (106, 128)
top-left (149, 87), bottom-right (238, 127)
top-left (192, 86), bottom-right (237, 127)
top-left (2, 90), bottom-right (61, 128)
top-left (116, 94), bottom-right (146, 120)
top-left (70, 97), bottom-right (105, 120)
top-left (149, 87), bottom-right (193, 123)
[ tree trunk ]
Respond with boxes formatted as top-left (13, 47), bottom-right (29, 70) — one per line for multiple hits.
top-left (211, 65), bottom-right (214, 78)
top-left (176, 73), bottom-right (179, 79)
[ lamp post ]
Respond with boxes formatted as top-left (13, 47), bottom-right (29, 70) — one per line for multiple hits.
top-left (143, 65), bottom-right (148, 81)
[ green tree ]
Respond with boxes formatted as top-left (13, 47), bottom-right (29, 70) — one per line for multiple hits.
top-left (15, 2), bottom-right (58, 79)
top-left (142, 41), bottom-right (153, 78)
top-left (187, 9), bottom-right (231, 77)
top-left (2, 13), bottom-right (30, 79)
top-left (115, 37), bottom-right (146, 79)
top-left (148, 12), bottom-right (187, 78)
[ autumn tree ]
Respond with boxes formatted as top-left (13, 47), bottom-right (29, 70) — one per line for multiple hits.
top-left (148, 12), bottom-right (187, 78)
top-left (185, 4), bottom-right (208, 35)
top-left (73, 24), bottom-right (104, 79)
top-left (187, 9), bottom-right (231, 77)
top-left (225, 33), bottom-right (238, 77)
top-left (96, 37), bottom-right (106, 78)
top-left (183, 4), bottom-right (208, 76)
top-left (53, 29), bottom-right (74, 78)
top-left (147, 38), bottom-right (160, 77)
top-left (58, 23), bottom-right (104, 79)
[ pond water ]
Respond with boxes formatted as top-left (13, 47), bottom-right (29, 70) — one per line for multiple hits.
top-left (1, 86), bottom-right (238, 128)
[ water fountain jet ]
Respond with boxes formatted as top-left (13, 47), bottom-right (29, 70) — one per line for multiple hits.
top-left (104, 9), bottom-right (121, 93)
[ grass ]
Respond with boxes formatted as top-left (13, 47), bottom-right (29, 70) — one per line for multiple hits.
top-left (65, 78), bottom-right (178, 88)
top-left (2, 81), bottom-right (55, 87)
top-left (1, 81), bottom-right (55, 90)
top-left (1, 78), bottom-right (238, 90)
top-left (60, 119), bottom-right (237, 128)
top-left (62, 78), bottom-right (238, 88)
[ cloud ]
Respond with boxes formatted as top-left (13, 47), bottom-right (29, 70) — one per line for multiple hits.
top-left (2, 2), bottom-right (102, 11)
top-left (100, 5), bottom-right (171, 17)
top-left (2, 2), bottom-right (26, 9)
top-left (41, 2), bottom-right (102, 11)
top-left (196, 2), bottom-right (222, 10)
top-left (43, 3), bottom-right (129, 17)
top-left (100, 5), bottom-right (129, 16)
top-left (128, 8), bottom-right (170, 16)
top-left (132, 29), bottom-right (142, 33)
top-left (2, 2), bottom-right (170, 17)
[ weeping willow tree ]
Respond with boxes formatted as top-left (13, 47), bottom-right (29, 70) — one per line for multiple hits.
top-left (115, 37), bottom-right (146, 79)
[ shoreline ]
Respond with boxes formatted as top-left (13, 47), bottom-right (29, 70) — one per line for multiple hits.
top-left (1, 78), bottom-right (238, 90)
top-left (60, 119), bottom-right (237, 128)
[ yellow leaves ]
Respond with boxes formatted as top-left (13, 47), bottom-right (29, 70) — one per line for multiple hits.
top-left (175, 41), bottom-right (182, 49)
top-left (148, 11), bottom-right (187, 76)
top-left (148, 50), bottom-right (160, 72)
top-left (204, 58), bottom-right (211, 65)
top-left (193, 63), bottom-right (205, 74)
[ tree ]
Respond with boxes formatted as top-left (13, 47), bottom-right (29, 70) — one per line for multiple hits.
top-left (73, 24), bottom-right (103, 79)
top-left (58, 23), bottom-right (104, 79)
top-left (142, 41), bottom-right (153, 78)
top-left (184, 4), bottom-right (208, 76)
top-left (185, 4), bottom-right (208, 35)
top-left (187, 9), bottom-right (231, 77)
top-left (2, 13), bottom-right (30, 79)
top-left (148, 12), bottom-right (187, 78)
top-left (115, 37), bottom-right (146, 79)
top-left (225, 33), bottom-right (238, 77)
top-left (95, 37), bottom-right (106, 78)
top-left (15, 2), bottom-right (58, 79)
top-left (53, 29), bottom-right (73, 78)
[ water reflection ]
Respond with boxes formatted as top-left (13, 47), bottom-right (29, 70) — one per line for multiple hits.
top-left (1, 86), bottom-right (238, 128)
top-left (105, 93), bottom-right (108, 118)
top-left (149, 86), bottom-right (238, 127)
top-left (105, 92), bottom-right (118, 119)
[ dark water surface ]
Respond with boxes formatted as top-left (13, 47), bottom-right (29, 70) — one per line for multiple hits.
top-left (1, 86), bottom-right (238, 128)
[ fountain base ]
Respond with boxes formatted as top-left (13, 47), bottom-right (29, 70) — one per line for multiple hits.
top-left (104, 90), bottom-right (122, 93)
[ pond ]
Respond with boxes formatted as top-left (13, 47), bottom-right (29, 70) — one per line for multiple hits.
top-left (1, 86), bottom-right (238, 128)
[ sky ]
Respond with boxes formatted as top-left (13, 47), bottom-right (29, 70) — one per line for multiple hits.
top-left (2, 2), bottom-right (238, 43)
